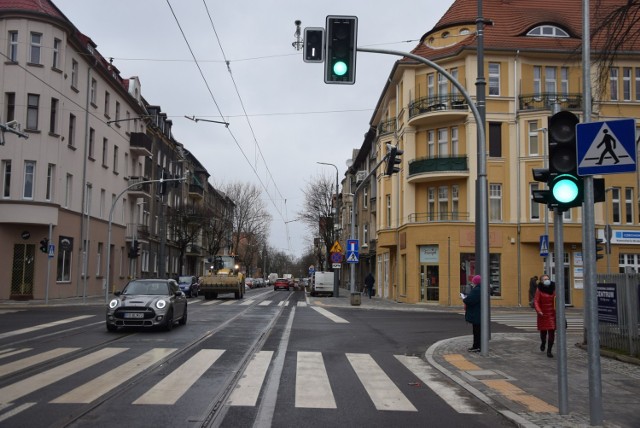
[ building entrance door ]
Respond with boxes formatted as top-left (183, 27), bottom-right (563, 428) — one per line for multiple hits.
top-left (420, 264), bottom-right (439, 302)
top-left (11, 243), bottom-right (35, 299)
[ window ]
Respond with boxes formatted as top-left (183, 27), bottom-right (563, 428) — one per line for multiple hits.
top-left (610, 68), bottom-right (619, 101)
top-left (64, 174), bottom-right (72, 208)
top-left (2, 160), bottom-right (11, 198)
top-left (488, 62), bottom-right (500, 96)
top-left (104, 91), bottom-right (110, 117)
top-left (428, 130), bottom-right (435, 157)
top-left (527, 25), bottom-right (569, 37)
top-left (115, 101), bottom-right (121, 123)
top-left (100, 189), bottom-right (105, 218)
top-left (29, 32), bottom-right (42, 64)
top-left (437, 128), bottom-right (448, 156)
top-left (528, 121), bottom-right (540, 155)
top-left (26, 94), bottom-right (39, 130)
top-left (8, 31), bottom-right (18, 62)
top-left (489, 122), bottom-right (502, 157)
top-left (545, 67), bottom-right (557, 94)
top-left (23, 160), bottom-right (35, 199)
top-left (90, 78), bottom-right (97, 105)
top-left (363, 186), bottom-right (368, 209)
top-left (451, 185), bottom-right (459, 220)
top-left (427, 187), bottom-right (435, 221)
top-left (71, 59), bottom-right (78, 88)
top-left (427, 74), bottom-right (434, 98)
top-left (560, 67), bottom-right (569, 96)
top-left (52, 38), bottom-right (61, 69)
top-left (451, 127), bottom-right (459, 155)
top-left (126, 111), bottom-right (131, 132)
top-left (636, 68), bottom-right (640, 101)
top-left (533, 66), bottom-right (541, 95)
top-left (68, 113), bottom-right (76, 148)
top-left (363, 224), bottom-right (368, 245)
top-left (623, 67), bottom-right (632, 101)
top-left (46, 163), bottom-right (54, 201)
top-left (49, 98), bottom-right (59, 134)
top-left (625, 187), bottom-right (633, 224)
top-left (438, 186), bottom-right (448, 220)
top-left (56, 236), bottom-right (73, 282)
top-left (386, 195), bottom-right (391, 227)
top-left (489, 184), bottom-right (502, 221)
top-left (450, 68), bottom-right (459, 97)
top-left (124, 152), bottom-right (129, 177)
top-left (5, 92), bottom-right (15, 122)
top-left (102, 138), bottom-right (108, 167)
top-left (438, 72), bottom-right (448, 101)
top-left (530, 183), bottom-right (540, 220)
top-left (113, 145), bottom-right (119, 173)
top-left (611, 187), bottom-right (620, 223)
top-left (96, 242), bottom-right (103, 277)
top-left (88, 128), bottom-right (95, 159)
top-left (84, 183), bottom-right (92, 215)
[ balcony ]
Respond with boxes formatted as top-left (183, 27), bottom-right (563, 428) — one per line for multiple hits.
top-left (377, 118), bottom-right (397, 136)
top-left (188, 183), bottom-right (204, 200)
top-left (518, 93), bottom-right (582, 111)
top-left (408, 211), bottom-right (470, 223)
top-left (126, 223), bottom-right (150, 240)
top-left (408, 94), bottom-right (468, 127)
top-left (129, 132), bottom-right (152, 156)
top-left (126, 176), bottom-right (151, 198)
top-left (408, 155), bottom-right (469, 183)
top-left (186, 244), bottom-right (201, 256)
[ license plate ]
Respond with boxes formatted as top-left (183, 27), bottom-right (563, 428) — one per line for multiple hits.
top-left (124, 312), bottom-right (144, 319)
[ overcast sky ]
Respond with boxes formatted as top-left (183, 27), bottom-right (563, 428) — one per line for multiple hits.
top-left (53, 0), bottom-right (455, 257)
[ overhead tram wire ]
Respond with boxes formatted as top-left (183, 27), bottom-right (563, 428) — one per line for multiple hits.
top-left (165, 0), bottom-right (287, 222)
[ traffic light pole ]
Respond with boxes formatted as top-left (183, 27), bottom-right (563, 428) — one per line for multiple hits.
top-left (356, 47), bottom-right (489, 353)
top-left (553, 208), bottom-right (569, 414)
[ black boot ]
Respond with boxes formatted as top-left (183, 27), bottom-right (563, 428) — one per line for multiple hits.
top-left (547, 343), bottom-right (553, 358)
top-left (540, 342), bottom-right (545, 352)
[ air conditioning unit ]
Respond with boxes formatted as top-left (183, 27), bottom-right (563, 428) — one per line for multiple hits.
top-left (356, 171), bottom-right (367, 183)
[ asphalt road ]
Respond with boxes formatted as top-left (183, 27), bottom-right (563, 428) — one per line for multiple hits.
top-left (0, 289), bottom-right (514, 428)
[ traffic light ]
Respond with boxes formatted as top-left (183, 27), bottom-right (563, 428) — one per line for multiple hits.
top-left (324, 16), bottom-right (357, 84)
top-left (385, 143), bottom-right (403, 176)
top-left (39, 237), bottom-right (49, 253)
top-left (595, 238), bottom-right (604, 260)
top-left (531, 168), bottom-right (551, 205)
top-left (303, 27), bottom-right (324, 63)
top-left (548, 111), bottom-right (582, 211)
top-left (129, 240), bottom-right (140, 258)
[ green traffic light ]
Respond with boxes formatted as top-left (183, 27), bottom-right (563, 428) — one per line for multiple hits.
top-left (552, 175), bottom-right (579, 203)
top-left (333, 60), bottom-right (348, 76)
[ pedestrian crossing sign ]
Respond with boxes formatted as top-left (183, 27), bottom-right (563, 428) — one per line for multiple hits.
top-left (576, 118), bottom-right (637, 176)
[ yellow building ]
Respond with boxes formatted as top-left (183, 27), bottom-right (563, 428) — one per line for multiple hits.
top-left (349, 0), bottom-right (640, 308)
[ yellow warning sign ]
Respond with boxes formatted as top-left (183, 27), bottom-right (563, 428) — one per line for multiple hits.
top-left (330, 240), bottom-right (343, 253)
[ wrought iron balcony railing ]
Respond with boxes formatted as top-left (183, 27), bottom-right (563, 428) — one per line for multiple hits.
top-left (409, 94), bottom-right (468, 118)
top-left (518, 93), bottom-right (582, 111)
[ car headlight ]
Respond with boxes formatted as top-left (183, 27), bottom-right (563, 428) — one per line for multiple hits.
top-left (156, 299), bottom-right (167, 309)
top-left (109, 299), bottom-right (119, 309)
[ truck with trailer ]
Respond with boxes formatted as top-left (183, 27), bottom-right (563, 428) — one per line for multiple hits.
top-left (200, 255), bottom-right (244, 300)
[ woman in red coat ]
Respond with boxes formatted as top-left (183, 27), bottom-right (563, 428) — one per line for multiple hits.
top-left (534, 274), bottom-right (556, 358)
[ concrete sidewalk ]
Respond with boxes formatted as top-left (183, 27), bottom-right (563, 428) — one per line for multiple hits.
top-left (310, 290), bottom-right (640, 427)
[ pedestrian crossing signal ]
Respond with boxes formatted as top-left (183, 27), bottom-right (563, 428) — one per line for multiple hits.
top-left (39, 237), bottom-right (49, 253)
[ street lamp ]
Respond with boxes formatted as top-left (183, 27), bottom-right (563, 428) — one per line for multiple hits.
top-left (317, 161), bottom-right (340, 297)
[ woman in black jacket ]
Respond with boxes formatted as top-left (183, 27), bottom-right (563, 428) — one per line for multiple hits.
top-left (463, 275), bottom-right (482, 352)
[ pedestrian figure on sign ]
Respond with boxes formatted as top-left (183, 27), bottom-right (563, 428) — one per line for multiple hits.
top-left (534, 274), bottom-right (556, 358)
top-left (364, 272), bottom-right (375, 298)
top-left (596, 129), bottom-right (620, 165)
top-left (462, 275), bottom-right (482, 352)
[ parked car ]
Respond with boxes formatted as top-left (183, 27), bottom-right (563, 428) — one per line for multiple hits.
top-left (245, 277), bottom-right (255, 289)
top-left (178, 275), bottom-right (200, 297)
top-left (253, 278), bottom-right (265, 288)
top-left (106, 278), bottom-right (187, 332)
top-left (273, 278), bottom-right (291, 291)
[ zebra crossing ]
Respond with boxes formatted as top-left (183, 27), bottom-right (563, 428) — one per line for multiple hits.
top-left (0, 346), bottom-right (478, 416)
top-left (489, 312), bottom-right (584, 333)
top-left (197, 299), bottom-right (307, 307)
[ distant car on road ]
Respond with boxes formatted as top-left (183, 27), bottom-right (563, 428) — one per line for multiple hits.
top-left (106, 278), bottom-right (187, 332)
top-left (273, 278), bottom-right (291, 291)
top-left (178, 275), bottom-right (200, 297)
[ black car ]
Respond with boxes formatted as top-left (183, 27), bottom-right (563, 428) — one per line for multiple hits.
top-left (178, 275), bottom-right (200, 297)
top-left (106, 279), bottom-right (187, 332)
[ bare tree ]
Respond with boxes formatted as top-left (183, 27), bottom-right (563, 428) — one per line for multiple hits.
top-left (165, 205), bottom-right (208, 275)
top-left (299, 173), bottom-right (335, 271)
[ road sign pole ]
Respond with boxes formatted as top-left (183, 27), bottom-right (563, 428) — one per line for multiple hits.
top-left (45, 222), bottom-right (52, 305)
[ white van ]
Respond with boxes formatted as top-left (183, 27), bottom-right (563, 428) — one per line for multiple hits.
top-left (311, 271), bottom-right (334, 297)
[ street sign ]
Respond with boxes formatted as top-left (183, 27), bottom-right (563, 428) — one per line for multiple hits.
top-left (330, 240), bottom-right (343, 253)
top-left (48, 243), bottom-right (55, 258)
top-left (576, 119), bottom-right (637, 176)
top-left (346, 239), bottom-right (359, 263)
top-left (332, 263), bottom-right (341, 269)
top-left (540, 235), bottom-right (549, 257)
top-left (308, 265), bottom-right (315, 276)
top-left (330, 252), bottom-right (343, 263)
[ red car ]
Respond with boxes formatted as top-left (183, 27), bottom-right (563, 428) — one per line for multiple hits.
top-left (273, 278), bottom-right (291, 291)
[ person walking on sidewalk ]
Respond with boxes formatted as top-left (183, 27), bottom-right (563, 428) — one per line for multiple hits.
top-left (364, 272), bottom-right (375, 298)
top-left (534, 274), bottom-right (556, 358)
top-left (463, 275), bottom-right (482, 352)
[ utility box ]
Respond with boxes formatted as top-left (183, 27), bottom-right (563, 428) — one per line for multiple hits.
top-left (350, 292), bottom-right (361, 306)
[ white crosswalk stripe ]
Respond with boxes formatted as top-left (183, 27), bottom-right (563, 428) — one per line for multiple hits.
top-left (489, 313), bottom-right (584, 332)
top-left (0, 348), bottom-right (78, 378)
top-left (0, 347), bottom-right (471, 415)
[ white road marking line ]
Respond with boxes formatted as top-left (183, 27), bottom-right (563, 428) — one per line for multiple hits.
top-left (0, 315), bottom-right (95, 340)
top-left (277, 301), bottom-right (285, 307)
top-left (311, 306), bottom-right (349, 324)
top-left (295, 351), bottom-right (336, 409)
top-left (51, 348), bottom-right (177, 404)
top-left (228, 351), bottom-right (274, 406)
top-left (133, 349), bottom-right (225, 405)
top-left (346, 353), bottom-right (416, 412)
top-left (296, 302), bottom-right (307, 307)
top-left (395, 355), bottom-right (480, 414)
top-left (239, 300), bottom-right (254, 305)
top-left (0, 402), bottom-right (36, 423)
top-left (0, 347), bottom-right (127, 404)
top-left (0, 348), bottom-right (31, 359)
top-left (0, 348), bottom-right (79, 378)
top-left (259, 301), bottom-right (272, 306)
top-left (220, 300), bottom-right (236, 305)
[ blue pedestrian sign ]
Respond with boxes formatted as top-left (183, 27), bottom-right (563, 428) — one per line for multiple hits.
top-left (539, 235), bottom-right (549, 257)
top-left (48, 243), bottom-right (55, 259)
top-left (346, 239), bottom-right (359, 263)
top-left (576, 119), bottom-right (637, 176)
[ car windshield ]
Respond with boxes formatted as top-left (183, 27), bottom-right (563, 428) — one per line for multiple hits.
top-left (123, 281), bottom-right (169, 295)
top-left (178, 276), bottom-right (192, 284)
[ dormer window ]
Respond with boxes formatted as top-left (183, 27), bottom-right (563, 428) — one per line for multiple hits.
top-left (459, 28), bottom-right (470, 36)
top-left (527, 25), bottom-right (569, 38)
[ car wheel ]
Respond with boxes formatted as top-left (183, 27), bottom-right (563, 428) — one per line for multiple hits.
top-left (164, 309), bottom-right (174, 331)
top-left (106, 323), bottom-right (117, 332)
top-left (179, 306), bottom-right (187, 325)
